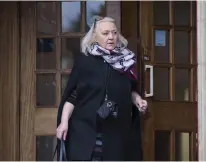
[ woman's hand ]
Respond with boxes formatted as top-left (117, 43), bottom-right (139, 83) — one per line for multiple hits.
top-left (135, 96), bottom-right (148, 113)
top-left (56, 121), bottom-right (68, 140)
top-left (132, 92), bottom-right (148, 113)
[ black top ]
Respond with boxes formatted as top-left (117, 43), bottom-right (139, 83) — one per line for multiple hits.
top-left (57, 53), bottom-right (142, 161)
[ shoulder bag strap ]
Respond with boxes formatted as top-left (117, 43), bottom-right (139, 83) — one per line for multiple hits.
top-left (53, 138), bottom-right (67, 161)
top-left (104, 63), bottom-right (111, 101)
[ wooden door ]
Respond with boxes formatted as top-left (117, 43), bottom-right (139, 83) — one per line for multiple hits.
top-left (139, 1), bottom-right (197, 161)
top-left (20, 1), bottom-right (106, 160)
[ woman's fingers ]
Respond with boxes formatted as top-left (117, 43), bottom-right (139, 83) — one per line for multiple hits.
top-left (137, 104), bottom-right (145, 112)
top-left (143, 100), bottom-right (148, 107)
top-left (56, 127), bottom-right (63, 139)
top-left (57, 131), bottom-right (62, 139)
top-left (138, 101), bottom-right (143, 107)
top-left (56, 123), bottom-right (68, 140)
top-left (56, 129), bottom-right (68, 140)
top-left (63, 131), bottom-right (67, 140)
top-left (137, 100), bottom-right (148, 113)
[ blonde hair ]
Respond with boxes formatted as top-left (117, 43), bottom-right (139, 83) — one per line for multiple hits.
top-left (81, 16), bottom-right (128, 54)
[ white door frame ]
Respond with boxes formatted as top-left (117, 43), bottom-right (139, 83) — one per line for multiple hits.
top-left (197, 1), bottom-right (206, 161)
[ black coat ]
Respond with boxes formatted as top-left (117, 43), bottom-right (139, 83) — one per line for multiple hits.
top-left (57, 53), bottom-right (142, 161)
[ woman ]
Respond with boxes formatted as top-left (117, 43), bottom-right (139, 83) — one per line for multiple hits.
top-left (56, 16), bottom-right (148, 161)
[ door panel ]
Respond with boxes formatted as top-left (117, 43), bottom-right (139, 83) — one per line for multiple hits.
top-left (140, 1), bottom-right (197, 161)
top-left (35, 109), bottom-right (58, 135)
top-left (153, 102), bottom-right (196, 130)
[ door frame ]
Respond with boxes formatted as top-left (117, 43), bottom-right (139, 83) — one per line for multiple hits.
top-left (0, 1), bottom-right (20, 160)
top-left (197, 1), bottom-right (206, 161)
top-left (19, 2), bottom-right (36, 160)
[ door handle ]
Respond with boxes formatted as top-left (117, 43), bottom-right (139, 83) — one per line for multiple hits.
top-left (145, 65), bottom-right (154, 97)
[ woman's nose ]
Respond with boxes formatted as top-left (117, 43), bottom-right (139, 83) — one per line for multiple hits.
top-left (108, 33), bottom-right (114, 39)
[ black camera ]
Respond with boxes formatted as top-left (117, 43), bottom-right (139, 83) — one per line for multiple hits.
top-left (97, 100), bottom-right (118, 119)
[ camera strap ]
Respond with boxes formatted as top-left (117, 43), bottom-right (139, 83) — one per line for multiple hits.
top-left (104, 63), bottom-right (110, 101)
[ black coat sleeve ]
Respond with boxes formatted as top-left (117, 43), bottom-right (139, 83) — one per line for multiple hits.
top-left (66, 89), bottom-right (77, 106)
top-left (57, 54), bottom-right (82, 127)
top-left (131, 79), bottom-right (137, 92)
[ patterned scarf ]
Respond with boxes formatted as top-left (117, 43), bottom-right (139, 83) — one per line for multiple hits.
top-left (87, 43), bottom-right (137, 80)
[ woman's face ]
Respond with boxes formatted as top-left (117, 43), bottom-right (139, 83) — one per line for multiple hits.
top-left (94, 21), bottom-right (118, 51)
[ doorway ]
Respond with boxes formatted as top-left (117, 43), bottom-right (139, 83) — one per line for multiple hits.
top-left (19, 1), bottom-right (197, 161)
